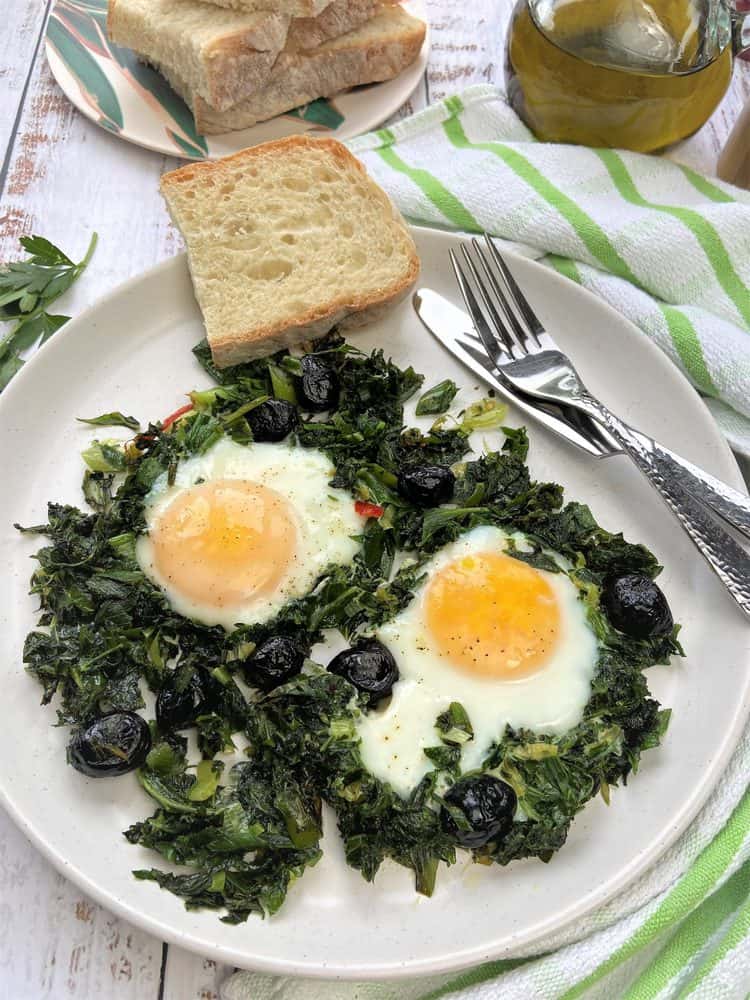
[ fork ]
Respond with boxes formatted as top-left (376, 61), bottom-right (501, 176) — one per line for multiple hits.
top-left (450, 235), bottom-right (750, 619)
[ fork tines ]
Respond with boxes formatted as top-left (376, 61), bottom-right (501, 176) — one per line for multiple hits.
top-left (449, 234), bottom-right (544, 361)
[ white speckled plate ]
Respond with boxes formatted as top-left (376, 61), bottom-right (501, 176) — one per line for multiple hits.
top-left (0, 227), bottom-right (748, 979)
top-left (44, 0), bottom-right (429, 160)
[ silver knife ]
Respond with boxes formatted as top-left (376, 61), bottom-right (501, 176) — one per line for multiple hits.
top-left (414, 287), bottom-right (750, 541)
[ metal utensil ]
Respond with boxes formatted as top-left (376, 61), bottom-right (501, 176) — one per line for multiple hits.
top-left (449, 235), bottom-right (750, 619)
top-left (413, 289), bottom-right (617, 459)
top-left (414, 286), bottom-right (750, 543)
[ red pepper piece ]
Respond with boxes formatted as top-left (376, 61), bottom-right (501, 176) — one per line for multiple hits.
top-left (161, 403), bottom-right (194, 430)
top-left (355, 501), bottom-right (384, 518)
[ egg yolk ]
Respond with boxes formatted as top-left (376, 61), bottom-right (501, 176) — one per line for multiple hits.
top-left (149, 479), bottom-right (297, 610)
top-left (425, 551), bottom-right (561, 679)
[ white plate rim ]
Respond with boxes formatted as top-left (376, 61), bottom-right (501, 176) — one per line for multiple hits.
top-left (0, 227), bottom-right (748, 979)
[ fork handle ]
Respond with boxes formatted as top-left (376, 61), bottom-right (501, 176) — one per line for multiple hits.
top-left (623, 428), bottom-right (750, 541)
top-left (578, 392), bottom-right (750, 619)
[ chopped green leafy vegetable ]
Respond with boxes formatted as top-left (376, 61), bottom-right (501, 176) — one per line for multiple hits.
top-left (459, 398), bottom-right (509, 433)
top-left (19, 330), bottom-right (680, 921)
top-left (0, 233), bottom-right (97, 391)
top-left (416, 379), bottom-right (458, 416)
top-left (81, 439), bottom-right (128, 473)
top-left (436, 702), bottom-right (474, 745)
top-left (267, 362), bottom-right (297, 403)
top-left (77, 412), bottom-right (140, 431)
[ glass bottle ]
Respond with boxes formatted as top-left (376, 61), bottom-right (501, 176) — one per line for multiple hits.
top-left (505, 0), bottom-right (750, 152)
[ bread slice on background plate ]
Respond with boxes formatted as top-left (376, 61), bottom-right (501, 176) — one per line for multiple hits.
top-left (286, 0), bottom-right (392, 51)
top-left (107, 0), bottom-right (287, 112)
top-left (169, 5), bottom-right (426, 133)
top-left (108, 0), bottom-right (382, 112)
top-left (192, 0), bottom-right (331, 16)
top-left (160, 136), bottom-right (420, 367)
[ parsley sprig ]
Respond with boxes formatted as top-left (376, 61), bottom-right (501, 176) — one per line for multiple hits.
top-left (0, 232), bottom-right (97, 391)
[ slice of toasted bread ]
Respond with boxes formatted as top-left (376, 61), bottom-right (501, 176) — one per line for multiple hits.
top-left (188, 0), bottom-right (331, 15)
top-left (108, 0), bottom-right (383, 112)
top-left (287, 0), bottom-right (391, 51)
top-left (160, 136), bottom-right (420, 367)
top-left (170, 5), bottom-right (426, 134)
top-left (108, 0), bottom-right (288, 111)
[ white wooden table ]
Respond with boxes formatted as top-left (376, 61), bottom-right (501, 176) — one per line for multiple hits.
top-left (1, 2), bottom-right (749, 996)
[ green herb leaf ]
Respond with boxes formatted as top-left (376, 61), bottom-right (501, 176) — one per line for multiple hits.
top-left (81, 439), bottom-right (127, 473)
top-left (188, 759), bottom-right (224, 802)
top-left (420, 506), bottom-right (488, 545)
top-left (0, 232), bottom-right (96, 393)
top-left (436, 702), bottom-right (474, 745)
top-left (0, 353), bottom-right (24, 391)
top-left (268, 362), bottom-right (297, 403)
top-left (502, 425), bottom-right (529, 459)
top-left (280, 356), bottom-right (303, 377)
top-left (18, 234), bottom-right (74, 264)
top-left (415, 379), bottom-right (458, 416)
top-left (424, 744), bottom-right (461, 772)
top-left (77, 412), bottom-right (140, 431)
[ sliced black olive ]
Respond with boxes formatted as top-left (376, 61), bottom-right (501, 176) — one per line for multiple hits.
top-left (247, 398), bottom-right (298, 442)
top-left (155, 682), bottom-right (198, 730)
top-left (602, 573), bottom-right (673, 639)
top-left (327, 639), bottom-right (399, 706)
top-left (298, 355), bottom-right (339, 411)
top-left (397, 464), bottom-right (455, 507)
top-left (441, 775), bottom-right (517, 849)
top-left (68, 711), bottom-right (151, 777)
top-left (244, 635), bottom-right (305, 691)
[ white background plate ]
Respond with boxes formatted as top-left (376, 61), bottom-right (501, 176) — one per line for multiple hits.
top-left (45, 0), bottom-right (429, 160)
top-left (0, 228), bottom-right (748, 979)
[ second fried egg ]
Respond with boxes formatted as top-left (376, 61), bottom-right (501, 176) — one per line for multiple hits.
top-left (357, 525), bottom-right (599, 796)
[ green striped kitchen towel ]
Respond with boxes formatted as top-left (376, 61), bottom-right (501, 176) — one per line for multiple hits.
top-left (222, 86), bottom-right (750, 1000)
top-left (353, 84), bottom-right (750, 455)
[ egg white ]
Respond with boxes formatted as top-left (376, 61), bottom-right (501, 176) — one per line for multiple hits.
top-left (357, 525), bottom-right (599, 797)
top-left (136, 437), bottom-right (361, 630)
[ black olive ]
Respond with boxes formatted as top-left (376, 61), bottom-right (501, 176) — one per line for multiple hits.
top-left (602, 573), bottom-right (673, 639)
top-left (68, 711), bottom-right (151, 778)
top-left (327, 640), bottom-right (399, 706)
top-left (155, 682), bottom-right (198, 730)
top-left (247, 399), bottom-right (298, 442)
top-left (244, 635), bottom-right (305, 691)
top-left (397, 464), bottom-right (455, 507)
top-left (441, 775), bottom-right (517, 849)
top-left (298, 355), bottom-right (339, 411)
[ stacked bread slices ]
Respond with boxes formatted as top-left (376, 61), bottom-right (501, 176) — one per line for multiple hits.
top-left (107, 0), bottom-right (426, 135)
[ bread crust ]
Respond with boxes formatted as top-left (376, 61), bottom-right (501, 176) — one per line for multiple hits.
top-left (160, 136), bottom-right (420, 368)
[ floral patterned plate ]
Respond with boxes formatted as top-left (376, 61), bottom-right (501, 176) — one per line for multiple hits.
top-left (45, 0), bottom-right (428, 160)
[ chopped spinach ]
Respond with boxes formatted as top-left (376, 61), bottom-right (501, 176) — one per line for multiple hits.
top-left (416, 379), bottom-right (458, 415)
top-left (19, 330), bottom-right (680, 920)
top-left (77, 412), bottom-right (141, 431)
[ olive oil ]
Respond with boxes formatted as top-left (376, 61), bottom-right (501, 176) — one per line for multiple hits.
top-left (505, 0), bottom-right (733, 152)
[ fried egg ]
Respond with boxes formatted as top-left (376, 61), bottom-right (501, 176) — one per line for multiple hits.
top-left (136, 438), bottom-right (361, 629)
top-left (357, 525), bottom-right (598, 797)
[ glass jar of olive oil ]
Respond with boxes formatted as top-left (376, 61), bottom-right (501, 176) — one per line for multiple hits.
top-left (505, 0), bottom-right (749, 152)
